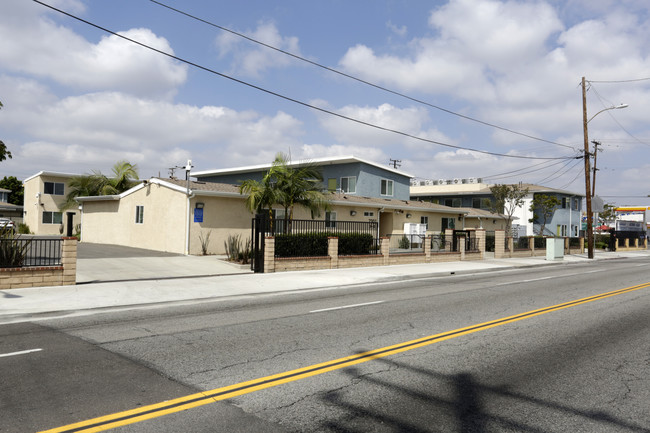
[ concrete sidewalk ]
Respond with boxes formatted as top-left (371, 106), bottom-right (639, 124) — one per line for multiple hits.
top-left (1, 250), bottom-right (648, 324)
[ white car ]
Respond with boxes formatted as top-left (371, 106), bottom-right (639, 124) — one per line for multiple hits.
top-left (0, 218), bottom-right (16, 233)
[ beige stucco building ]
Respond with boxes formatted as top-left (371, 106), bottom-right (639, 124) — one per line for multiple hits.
top-left (23, 171), bottom-right (81, 235)
top-left (77, 177), bottom-right (505, 255)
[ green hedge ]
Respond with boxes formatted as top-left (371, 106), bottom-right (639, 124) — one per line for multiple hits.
top-left (274, 232), bottom-right (375, 257)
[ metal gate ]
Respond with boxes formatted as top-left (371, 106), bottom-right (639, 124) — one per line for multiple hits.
top-left (251, 213), bottom-right (270, 273)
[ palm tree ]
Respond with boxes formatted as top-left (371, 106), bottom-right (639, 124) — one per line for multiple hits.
top-left (239, 169), bottom-right (279, 230)
top-left (271, 153), bottom-right (330, 226)
top-left (62, 161), bottom-right (139, 209)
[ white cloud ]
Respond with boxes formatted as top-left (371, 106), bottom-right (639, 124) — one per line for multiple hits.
top-left (315, 102), bottom-right (454, 149)
top-left (215, 21), bottom-right (302, 78)
top-left (0, 0), bottom-right (186, 99)
top-left (0, 75), bottom-right (304, 178)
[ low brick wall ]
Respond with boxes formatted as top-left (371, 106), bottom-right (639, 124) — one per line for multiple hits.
top-left (263, 235), bottom-right (475, 273)
top-left (0, 237), bottom-right (77, 289)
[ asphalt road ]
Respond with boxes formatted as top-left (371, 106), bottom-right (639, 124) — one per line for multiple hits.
top-left (2, 258), bottom-right (649, 432)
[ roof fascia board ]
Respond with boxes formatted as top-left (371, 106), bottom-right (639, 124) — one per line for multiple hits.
top-left (193, 155), bottom-right (414, 178)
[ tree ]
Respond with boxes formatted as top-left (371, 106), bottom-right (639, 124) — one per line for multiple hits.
top-left (489, 184), bottom-right (529, 235)
top-left (62, 161), bottom-right (139, 209)
top-left (0, 101), bottom-right (12, 162)
top-left (239, 153), bottom-right (331, 232)
top-left (598, 203), bottom-right (616, 226)
top-left (0, 176), bottom-right (23, 206)
top-left (271, 153), bottom-right (330, 224)
top-left (528, 194), bottom-right (560, 236)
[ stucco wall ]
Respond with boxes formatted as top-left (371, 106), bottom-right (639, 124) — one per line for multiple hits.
top-left (188, 195), bottom-right (252, 255)
top-left (81, 183), bottom-right (187, 253)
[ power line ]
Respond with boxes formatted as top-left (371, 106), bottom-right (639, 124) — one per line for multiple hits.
top-left (34, 0), bottom-right (576, 162)
top-left (481, 159), bottom-right (570, 181)
top-left (149, 0), bottom-right (576, 151)
top-left (588, 78), bottom-right (650, 84)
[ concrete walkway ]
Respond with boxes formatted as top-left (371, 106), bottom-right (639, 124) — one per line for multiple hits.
top-left (1, 249), bottom-right (648, 324)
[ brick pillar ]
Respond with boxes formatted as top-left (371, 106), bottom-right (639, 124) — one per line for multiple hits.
top-left (634, 238), bottom-right (639, 248)
top-left (530, 236), bottom-right (535, 254)
top-left (644, 238), bottom-right (648, 249)
top-left (508, 237), bottom-right (514, 257)
top-left (380, 237), bottom-right (390, 265)
top-left (495, 230), bottom-right (505, 258)
top-left (424, 236), bottom-right (431, 259)
top-left (264, 237), bottom-right (275, 273)
top-left (580, 237), bottom-right (585, 253)
top-left (564, 237), bottom-right (569, 254)
top-left (459, 233), bottom-right (466, 260)
top-left (328, 237), bottom-right (338, 269)
top-left (61, 237), bottom-right (77, 286)
top-left (625, 238), bottom-right (630, 248)
top-left (475, 229), bottom-right (485, 259)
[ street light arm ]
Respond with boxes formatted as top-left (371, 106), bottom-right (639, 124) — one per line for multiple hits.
top-left (587, 103), bottom-right (629, 123)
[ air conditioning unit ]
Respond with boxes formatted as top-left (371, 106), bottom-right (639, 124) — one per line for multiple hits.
top-left (453, 178), bottom-right (461, 184)
top-left (468, 177), bottom-right (477, 184)
top-left (410, 179), bottom-right (419, 187)
top-left (476, 178), bottom-right (483, 183)
top-left (438, 179), bottom-right (446, 185)
top-left (425, 180), bottom-right (434, 186)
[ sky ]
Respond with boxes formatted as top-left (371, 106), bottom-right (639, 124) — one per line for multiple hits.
top-left (1, 0), bottom-right (649, 206)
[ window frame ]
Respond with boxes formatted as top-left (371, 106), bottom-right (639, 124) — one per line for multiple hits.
top-left (420, 216), bottom-right (429, 230)
top-left (42, 211), bottom-right (63, 224)
top-left (325, 211), bottom-right (337, 228)
top-left (135, 205), bottom-right (144, 224)
top-left (44, 181), bottom-right (65, 196)
top-left (340, 176), bottom-right (356, 194)
top-left (380, 179), bottom-right (394, 197)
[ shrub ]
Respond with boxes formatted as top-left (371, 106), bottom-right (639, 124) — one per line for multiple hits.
top-left (17, 223), bottom-right (31, 235)
top-left (398, 235), bottom-right (410, 249)
top-left (199, 230), bottom-right (212, 255)
top-left (224, 234), bottom-right (251, 262)
top-left (0, 228), bottom-right (31, 268)
top-left (274, 232), bottom-right (375, 257)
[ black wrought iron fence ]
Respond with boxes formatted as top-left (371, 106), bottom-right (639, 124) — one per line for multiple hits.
top-left (386, 234), bottom-right (425, 253)
top-left (0, 237), bottom-right (62, 268)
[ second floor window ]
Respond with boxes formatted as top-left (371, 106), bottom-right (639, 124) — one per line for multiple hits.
top-left (380, 179), bottom-right (393, 196)
top-left (341, 176), bottom-right (356, 193)
top-left (44, 182), bottom-right (64, 196)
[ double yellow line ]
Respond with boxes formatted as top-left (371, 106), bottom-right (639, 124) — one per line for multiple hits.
top-left (41, 282), bottom-right (650, 432)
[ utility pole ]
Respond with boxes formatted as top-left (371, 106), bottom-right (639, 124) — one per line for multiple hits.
top-left (582, 76), bottom-right (594, 259)
top-left (592, 140), bottom-right (601, 198)
top-left (389, 158), bottom-right (401, 169)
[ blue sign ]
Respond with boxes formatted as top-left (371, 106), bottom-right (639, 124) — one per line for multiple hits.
top-left (194, 208), bottom-right (203, 223)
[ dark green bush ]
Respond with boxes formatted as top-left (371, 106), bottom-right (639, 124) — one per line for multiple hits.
top-left (338, 233), bottom-right (374, 255)
top-left (533, 236), bottom-right (545, 249)
top-left (274, 232), bottom-right (375, 257)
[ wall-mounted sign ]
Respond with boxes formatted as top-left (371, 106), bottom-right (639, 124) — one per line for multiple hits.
top-left (194, 208), bottom-right (203, 223)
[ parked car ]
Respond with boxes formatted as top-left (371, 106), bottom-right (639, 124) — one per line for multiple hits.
top-left (0, 218), bottom-right (16, 233)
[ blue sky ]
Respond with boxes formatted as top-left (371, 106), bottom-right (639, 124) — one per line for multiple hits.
top-left (1, 0), bottom-right (649, 206)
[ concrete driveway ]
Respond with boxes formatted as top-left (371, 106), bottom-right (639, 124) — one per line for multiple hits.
top-left (76, 243), bottom-right (251, 284)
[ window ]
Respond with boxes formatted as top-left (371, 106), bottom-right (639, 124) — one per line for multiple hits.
top-left (42, 211), bottom-right (63, 224)
top-left (327, 178), bottom-right (337, 192)
top-left (380, 179), bottom-right (393, 196)
top-left (273, 209), bottom-right (287, 233)
top-left (444, 198), bottom-right (462, 208)
top-left (325, 211), bottom-right (337, 228)
top-left (557, 224), bottom-right (567, 236)
top-left (573, 198), bottom-right (579, 210)
top-left (341, 176), bottom-right (356, 193)
top-left (44, 182), bottom-right (64, 195)
top-left (442, 217), bottom-right (455, 230)
top-left (363, 211), bottom-right (374, 217)
top-left (561, 197), bottom-right (567, 209)
top-left (135, 206), bottom-right (144, 224)
top-left (421, 216), bottom-right (429, 229)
